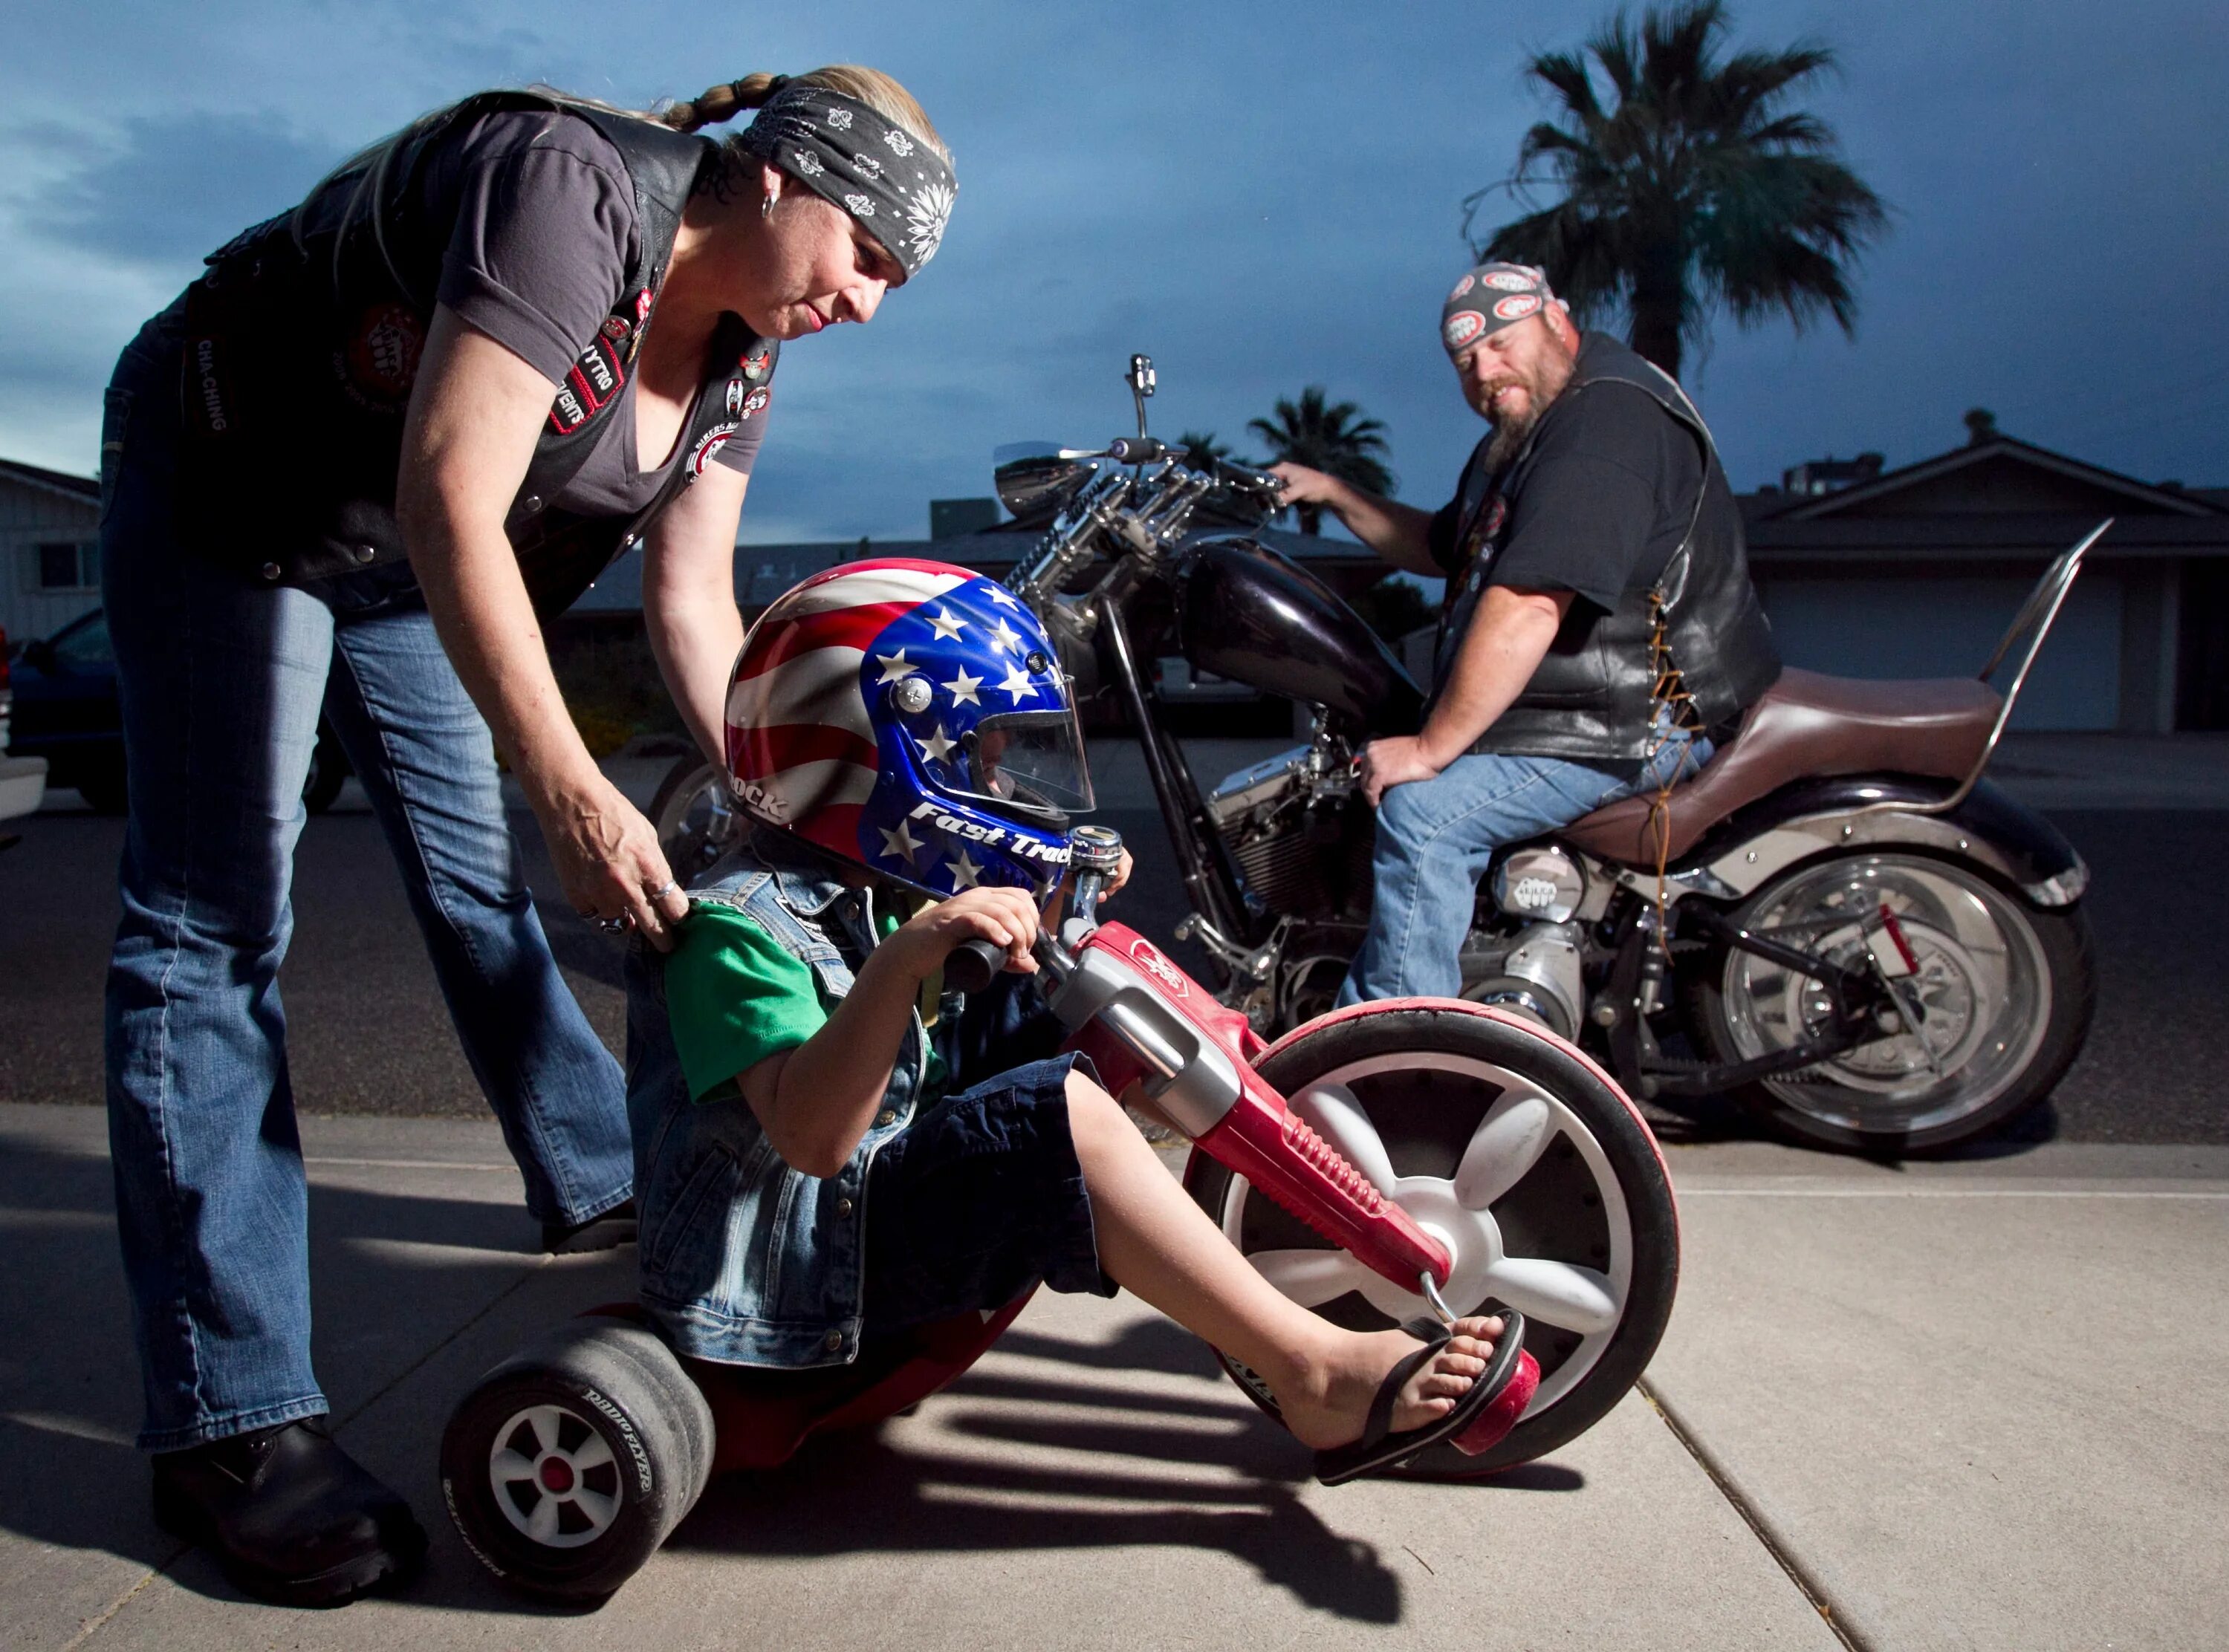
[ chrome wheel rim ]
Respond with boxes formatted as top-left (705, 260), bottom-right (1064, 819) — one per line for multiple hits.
top-left (1719, 853), bottom-right (2052, 1134)
top-left (656, 761), bottom-right (739, 876)
top-left (1220, 1053), bottom-right (1636, 1414)
top-left (488, 1403), bottom-right (622, 1549)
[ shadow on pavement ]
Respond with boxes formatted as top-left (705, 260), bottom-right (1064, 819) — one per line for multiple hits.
top-left (0, 1125), bottom-right (549, 1608)
top-left (628, 1314), bottom-right (1568, 1627)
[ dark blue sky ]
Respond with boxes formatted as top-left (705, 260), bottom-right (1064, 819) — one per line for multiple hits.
top-left (3, 0), bottom-right (2223, 543)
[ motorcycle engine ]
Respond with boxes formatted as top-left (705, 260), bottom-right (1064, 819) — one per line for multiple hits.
top-left (1204, 747), bottom-right (1369, 920)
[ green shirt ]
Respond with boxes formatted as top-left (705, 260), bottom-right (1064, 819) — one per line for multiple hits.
top-left (665, 900), bottom-right (947, 1105)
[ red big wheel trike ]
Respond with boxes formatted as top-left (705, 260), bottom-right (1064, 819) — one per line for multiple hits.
top-left (440, 827), bottom-right (1678, 1597)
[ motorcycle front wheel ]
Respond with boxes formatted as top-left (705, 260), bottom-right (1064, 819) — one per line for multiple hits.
top-left (1184, 1004), bottom-right (1679, 1475)
top-left (649, 753), bottom-right (740, 879)
top-left (1690, 851), bottom-right (2095, 1155)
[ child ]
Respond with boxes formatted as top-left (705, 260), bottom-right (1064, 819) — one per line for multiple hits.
top-left (626, 560), bottom-right (1518, 1481)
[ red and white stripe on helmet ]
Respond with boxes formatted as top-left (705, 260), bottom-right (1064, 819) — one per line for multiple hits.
top-left (724, 559), bottom-right (969, 859)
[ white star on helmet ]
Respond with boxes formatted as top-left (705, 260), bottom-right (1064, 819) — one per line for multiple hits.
top-left (999, 665), bottom-right (1039, 703)
top-left (927, 607), bottom-right (967, 640)
top-left (875, 650), bottom-right (920, 684)
top-left (918, 723), bottom-right (958, 764)
top-left (878, 820), bottom-right (925, 865)
top-left (944, 668), bottom-right (983, 706)
top-left (987, 618), bottom-right (1023, 653)
top-left (946, 849), bottom-right (983, 888)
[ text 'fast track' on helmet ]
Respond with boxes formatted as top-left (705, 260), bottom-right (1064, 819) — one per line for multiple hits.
top-left (724, 558), bottom-right (1090, 898)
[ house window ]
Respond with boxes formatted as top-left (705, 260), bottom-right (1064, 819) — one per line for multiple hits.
top-left (31, 542), bottom-right (99, 591)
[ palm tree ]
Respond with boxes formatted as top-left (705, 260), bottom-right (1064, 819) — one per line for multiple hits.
top-left (1466, 0), bottom-right (1886, 380)
top-left (1177, 430), bottom-right (1232, 470)
top-left (1247, 388), bottom-right (1394, 535)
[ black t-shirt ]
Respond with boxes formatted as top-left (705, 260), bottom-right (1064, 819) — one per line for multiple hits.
top-left (1429, 334), bottom-right (1703, 613)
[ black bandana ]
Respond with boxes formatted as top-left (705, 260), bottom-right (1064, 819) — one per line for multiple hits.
top-left (736, 85), bottom-right (955, 279)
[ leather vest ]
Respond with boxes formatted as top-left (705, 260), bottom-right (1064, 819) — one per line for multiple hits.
top-left (175, 91), bottom-right (778, 618)
top-left (1433, 335), bottom-right (1781, 764)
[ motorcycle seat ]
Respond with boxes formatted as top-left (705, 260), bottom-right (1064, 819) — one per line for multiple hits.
top-left (1557, 667), bottom-right (2004, 868)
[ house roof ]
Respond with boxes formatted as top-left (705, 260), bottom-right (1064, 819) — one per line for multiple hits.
top-left (1751, 432), bottom-right (2222, 524)
top-left (1738, 431), bottom-right (2229, 563)
top-left (0, 457), bottom-right (100, 504)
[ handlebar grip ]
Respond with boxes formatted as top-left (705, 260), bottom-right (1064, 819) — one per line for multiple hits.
top-left (1106, 436), bottom-right (1167, 464)
top-left (942, 937), bottom-right (1009, 995)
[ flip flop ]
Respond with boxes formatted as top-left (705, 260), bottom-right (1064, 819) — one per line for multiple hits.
top-left (1314, 1311), bottom-right (1531, 1487)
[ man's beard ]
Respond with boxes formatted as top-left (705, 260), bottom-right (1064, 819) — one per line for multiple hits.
top-left (1484, 398), bottom-right (1541, 472)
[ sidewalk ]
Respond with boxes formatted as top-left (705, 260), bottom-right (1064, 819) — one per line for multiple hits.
top-left (4, 1102), bottom-right (2222, 1650)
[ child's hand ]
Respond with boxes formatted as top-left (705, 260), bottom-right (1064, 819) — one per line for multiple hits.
top-left (892, 886), bottom-right (1042, 978)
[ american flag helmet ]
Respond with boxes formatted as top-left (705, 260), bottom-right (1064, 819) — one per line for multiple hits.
top-left (724, 558), bottom-right (1088, 897)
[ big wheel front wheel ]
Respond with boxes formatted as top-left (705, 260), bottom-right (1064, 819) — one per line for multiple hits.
top-left (1186, 1004), bottom-right (1678, 1474)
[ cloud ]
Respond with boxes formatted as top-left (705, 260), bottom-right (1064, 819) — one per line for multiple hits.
top-left (14, 111), bottom-right (343, 270)
top-left (0, 0), bottom-right (2224, 512)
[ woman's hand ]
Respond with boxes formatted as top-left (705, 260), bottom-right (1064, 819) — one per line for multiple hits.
top-left (533, 772), bottom-right (692, 949)
top-left (888, 886), bottom-right (1042, 978)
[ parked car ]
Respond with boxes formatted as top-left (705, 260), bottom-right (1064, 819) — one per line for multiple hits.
top-left (0, 622), bottom-right (50, 836)
top-left (7, 609), bottom-right (348, 813)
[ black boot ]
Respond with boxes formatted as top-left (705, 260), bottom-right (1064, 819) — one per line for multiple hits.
top-left (542, 1198), bottom-right (637, 1254)
top-left (152, 1417), bottom-right (426, 1607)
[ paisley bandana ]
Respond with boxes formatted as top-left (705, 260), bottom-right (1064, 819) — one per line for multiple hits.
top-left (1441, 261), bottom-right (1567, 356)
top-left (736, 84), bottom-right (956, 279)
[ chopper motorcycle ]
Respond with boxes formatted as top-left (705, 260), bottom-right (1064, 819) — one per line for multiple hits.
top-left (976, 355), bottom-right (2100, 1157)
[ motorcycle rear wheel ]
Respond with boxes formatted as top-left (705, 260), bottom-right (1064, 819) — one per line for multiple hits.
top-left (1184, 1004), bottom-right (1678, 1475)
top-left (1690, 851), bottom-right (2095, 1155)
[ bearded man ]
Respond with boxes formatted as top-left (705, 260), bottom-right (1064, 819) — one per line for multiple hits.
top-left (1271, 262), bottom-right (1780, 1003)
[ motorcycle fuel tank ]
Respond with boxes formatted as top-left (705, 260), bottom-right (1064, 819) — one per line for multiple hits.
top-left (1178, 538), bottom-right (1424, 731)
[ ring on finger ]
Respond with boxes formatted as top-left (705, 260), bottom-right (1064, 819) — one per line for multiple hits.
top-left (648, 879), bottom-right (680, 901)
top-left (595, 914), bottom-right (631, 934)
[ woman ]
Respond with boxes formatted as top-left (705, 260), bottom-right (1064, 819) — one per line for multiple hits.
top-left (99, 67), bottom-right (955, 1605)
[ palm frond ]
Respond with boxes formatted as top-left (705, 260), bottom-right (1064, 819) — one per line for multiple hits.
top-left (1460, 0), bottom-right (1884, 377)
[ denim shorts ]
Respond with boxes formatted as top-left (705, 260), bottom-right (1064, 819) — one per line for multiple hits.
top-left (863, 1053), bottom-right (1113, 1334)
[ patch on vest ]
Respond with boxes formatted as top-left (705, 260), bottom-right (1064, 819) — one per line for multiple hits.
top-left (727, 383), bottom-right (770, 421)
top-left (343, 303), bottom-right (425, 406)
top-left (688, 421), bottom-right (742, 477)
top-left (548, 329), bottom-right (629, 435)
top-left (741, 348), bottom-right (773, 383)
top-left (1462, 495), bottom-right (1508, 564)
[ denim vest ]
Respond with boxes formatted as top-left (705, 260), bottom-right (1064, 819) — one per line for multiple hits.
top-left (626, 834), bottom-right (931, 1368)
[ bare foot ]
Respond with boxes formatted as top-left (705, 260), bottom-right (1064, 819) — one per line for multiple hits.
top-left (1274, 1316), bottom-right (1505, 1451)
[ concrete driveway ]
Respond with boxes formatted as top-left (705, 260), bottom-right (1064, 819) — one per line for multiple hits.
top-left (4, 1103), bottom-right (2222, 1651)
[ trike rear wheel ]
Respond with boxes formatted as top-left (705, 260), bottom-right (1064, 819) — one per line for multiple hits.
top-left (440, 1316), bottom-right (714, 1600)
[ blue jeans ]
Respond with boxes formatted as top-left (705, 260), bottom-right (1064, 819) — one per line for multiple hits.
top-left (100, 301), bottom-right (632, 1450)
top-left (1340, 735), bottom-right (1712, 1005)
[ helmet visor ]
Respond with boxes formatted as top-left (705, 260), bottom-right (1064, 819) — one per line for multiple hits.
top-left (955, 708), bottom-right (1094, 821)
